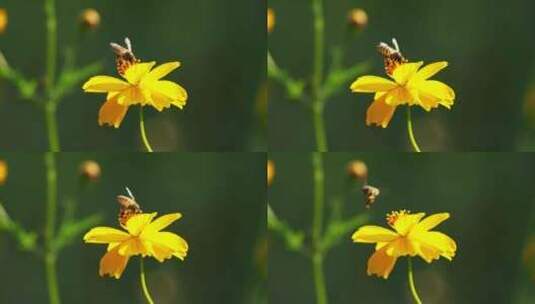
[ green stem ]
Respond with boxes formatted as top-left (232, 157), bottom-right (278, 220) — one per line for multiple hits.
top-left (406, 107), bottom-right (421, 152)
top-left (44, 0), bottom-right (60, 152)
top-left (311, 0), bottom-right (328, 152)
top-left (45, 103), bottom-right (60, 152)
top-left (407, 258), bottom-right (423, 304)
top-left (139, 106), bottom-right (154, 152)
top-left (44, 152), bottom-right (61, 304)
top-left (311, 152), bottom-right (328, 304)
top-left (140, 259), bottom-right (155, 304)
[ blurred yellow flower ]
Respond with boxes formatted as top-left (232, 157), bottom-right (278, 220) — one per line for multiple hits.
top-left (267, 160), bottom-right (275, 186)
top-left (83, 212), bottom-right (188, 279)
top-left (350, 61), bottom-right (455, 128)
top-left (82, 61), bottom-right (188, 128)
top-left (352, 210), bottom-right (456, 279)
top-left (0, 9), bottom-right (7, 34)
top-left (267, 8), bottom-right (275, 33)
top-left (0, 160), bottom-right (7, 185)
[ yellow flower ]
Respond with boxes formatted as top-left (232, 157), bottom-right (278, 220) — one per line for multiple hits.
top-left (82, 61), bottom-right (188, 128)
top-left (350, 61), bottom-right (455, 128)
top-left (0, 8), bottom-right (7, 34)
top-left (0, 160), bottom-right (7, 185)
top-left (267, 8), bottom-right (275, 33)
top-left (83, 212), bottom-right (188, 279)
top-left (352, 210), bottom-right (456, 279)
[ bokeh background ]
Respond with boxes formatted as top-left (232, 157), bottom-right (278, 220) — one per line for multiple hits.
top-left (0, 0), bottom-right (266, 151)
top-left (269, 153), bottom-right (535, 303)
top-left (268, 0), bottom-right (535, 151)
top-left (0, 153), bottom-right (266, 303)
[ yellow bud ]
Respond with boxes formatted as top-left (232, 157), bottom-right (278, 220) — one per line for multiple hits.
top-left (0, 8), bottom-right (8, 34)
top-left (267, 160), bottom-right (275, 186)
top-left (80, 8), bottom-right (100, 30)
top-left (79, 160), bottom-right (101, 182)
top-left (346, 160), bottom-right (368, 181)
top-left (0, 160), bottom-right (7, 185)
top-left (347, 8), bottom-right (368, 30)
top-left (267, 8), bottom-right (275, 34)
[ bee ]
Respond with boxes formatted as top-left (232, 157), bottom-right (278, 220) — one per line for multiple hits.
top-left (362, 184), bottom-right (380, 209)
top-left (377, 38), bottom-right (407, 76)
top-left (110, 37), bottom-right (140, 76)
top-left (116, 187), bottom-right (142, 227)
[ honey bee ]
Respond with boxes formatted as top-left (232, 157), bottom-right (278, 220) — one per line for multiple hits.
top-left (117, 187), bottom-right (142, 227)
top-left (377, 38), bottom-right (407, 76)
top-left (362, 184), bottom-right (380, 209)
top-left (110, 37), bottom-right (140, 76)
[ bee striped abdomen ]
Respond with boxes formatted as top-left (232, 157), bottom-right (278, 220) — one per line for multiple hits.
top-left (377, 42), bottom-right (407, 76)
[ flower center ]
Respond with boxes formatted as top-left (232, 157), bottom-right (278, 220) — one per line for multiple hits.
top-left (386, 209), bottom-right (410, 227)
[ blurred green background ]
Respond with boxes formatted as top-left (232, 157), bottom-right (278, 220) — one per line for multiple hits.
top-left (268, 0), bottom-right (535, 151)
top-left (0, 0), bottom-right (265, 151)
top-left (269, 153), bottom-right (535, 303)
top-left (0, 152), bottom-right (266, 303)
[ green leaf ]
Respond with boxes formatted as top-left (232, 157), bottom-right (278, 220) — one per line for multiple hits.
top-left (322, 213), bottom-right (369, 251)
top-left (52, 61), bottom-right (102, 102)
top-left (53, 214), bottom-right (102, 252)
top-left (322, 61), bottom-right (372, 100)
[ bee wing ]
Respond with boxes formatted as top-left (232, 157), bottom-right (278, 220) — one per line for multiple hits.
top-left (110, 42), bottom-right (128, 55)
top-left (116, 195), bottom-right (140, 208)
top-left (124, 37), bottom-right (133, 52)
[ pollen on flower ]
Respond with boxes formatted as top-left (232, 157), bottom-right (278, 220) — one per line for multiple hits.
top-left (386, 209), bottom-right (410, 226)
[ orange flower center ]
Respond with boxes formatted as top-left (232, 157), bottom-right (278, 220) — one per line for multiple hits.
top-left (386, 209), bottom-right (410, 226)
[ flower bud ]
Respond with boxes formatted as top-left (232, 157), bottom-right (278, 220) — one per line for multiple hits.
top-left (267, 8), bottom-right (275, 33)
top-left (0, 8), bottom-right (7, 34)
top-left (79, 160), bottom-right (101, 182)
top-left (267, 160), bottom-right (275, 186)
top-left (347, 8), bottom-right (368, 31)
top-left (0, 160), bottom-right (7, 185)
top-left (347, 160), bottom-right (368, 182)
top-left (80, 8), bottom-right (100, 30)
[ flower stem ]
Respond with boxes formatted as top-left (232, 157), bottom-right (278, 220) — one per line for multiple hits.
top-left (140, 259), bottom-right (155, 304)
top-left (139, 106), bottom-right (154, 152)
top-left (45, 103), bottom-right (60, 152)
top-left (44, 152), bottom-right (61, 304)
top-left (311, 152), bottom-right (328, 304)
top-left (44, 0), bottom-right (60, 152)
top-left (311, 0), bottom-right (328, 152)
top-left (406, 107), bottom-right (421, 152)
top-left (407, 258), bottom-right (423, 304)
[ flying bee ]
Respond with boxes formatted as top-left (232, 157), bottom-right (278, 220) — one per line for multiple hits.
top-left (110, 37), bottom-right (140, 76)
top-left (362, 184), bottom-right (380, 209)
top-left (116, 187), bottom-right (142, 227)
top-left (377, 38), bottom-right (407, 76)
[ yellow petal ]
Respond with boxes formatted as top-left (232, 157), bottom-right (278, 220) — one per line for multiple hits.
top-left (126, 213), bottom-right (158, 236)
top-left (415, 61), bottom-right (448, 80)
top-left (416, 213), bottom-right (450, 231)
top-left (144, 231), bottom-right (188, 260)
top-left (384, 86), bottom-right (414, 106)
top-left (366, 94), bottom-right (397, 128)
top-left (99, 247), bottom-right (130, 279)
top-left (147, 61), bottom-right (181, 80)
top-left (83, 76), bottom-right (130, 93)
top-left (350, 76), bottom-right (397, 93)
top-left (98, 96), bottom-right (129, 128)
top-left (352, 225), bottom-right (398, 243)
top-left (83, 227), bottom-right (130, 244)
top-left (392, 62), bottom-right (423, 85)
top-left (144, 213), bottom-right (183, 233)
top-left (393, 212), bottom-right (425, 236)
top-left (366, 247), bottom-right (398, 279)
top-left (385, 237), bottom-right (418, 257)
top-left (117, 86), bottom-right (146, 106)
top-left (117, 237), bottom-right (150, 257)
top-left (412, 231), bottom-right (457, 261)
top-left (124, 62), bottom-right (156, 84)
top-left (418, 80), bottom-right (455, 101)
top-left (151, 80), bottom-right (188, 102)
